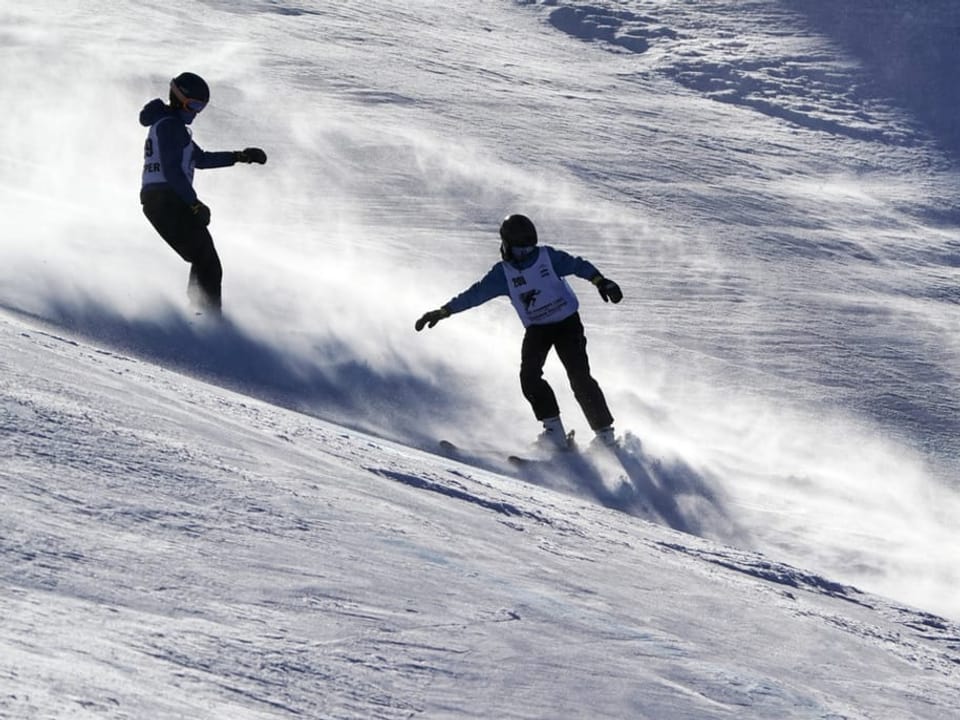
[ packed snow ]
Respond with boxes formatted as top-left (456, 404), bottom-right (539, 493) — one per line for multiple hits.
top-left (2, 1), bottom-right (959, 718)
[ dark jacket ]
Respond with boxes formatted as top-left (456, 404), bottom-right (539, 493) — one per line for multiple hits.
top-left (445, 246), bottom-right (600, 316)
top-left (139, 99), bottom-right (235, 205)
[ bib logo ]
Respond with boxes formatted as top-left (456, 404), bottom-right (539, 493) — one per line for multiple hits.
top-left (520, 288), bottom-right (540, 310)
top-left (511, 276), bottom-right (527, 288)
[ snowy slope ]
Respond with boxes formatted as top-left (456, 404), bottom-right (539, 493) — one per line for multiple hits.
top-left (3, 308), bottom-right (960, 719)
top-left (2, 0), bottom-right (960, 717)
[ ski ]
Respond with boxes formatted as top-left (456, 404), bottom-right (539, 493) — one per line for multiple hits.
top-left (439, 430), bottom-right (615, 472)
top-left (438, 439), bottom-right (506, 457)
top-left (507, 450), bottom-right (569, 466)
top-left (438, 439), bottom-right (519, 465)
top-left (507, 431), bottom-right (578, 466)
top-left (438, 438), bottom-right (572, 468)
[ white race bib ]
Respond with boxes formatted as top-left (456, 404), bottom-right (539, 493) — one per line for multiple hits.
top-left (502, 247), bottom-right (579, 327)
top-left (141, 118), bottom-right (195, 188)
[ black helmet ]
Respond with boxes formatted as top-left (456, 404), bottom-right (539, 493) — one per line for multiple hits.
top-left (500, 214), bottom-right (538, 246)
top-left (169, 72), bottom-right (210, 112)
top-left (499, 214), bottom-right (538, 260)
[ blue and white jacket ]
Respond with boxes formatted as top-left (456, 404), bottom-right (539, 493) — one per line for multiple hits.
top-left (445, 246), bottom-right (601, 328)
top-left (139, 98), bottom-right (235, 205)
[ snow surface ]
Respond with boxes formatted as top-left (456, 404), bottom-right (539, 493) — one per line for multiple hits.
top-left (2, 1), bottom-right (960, 717)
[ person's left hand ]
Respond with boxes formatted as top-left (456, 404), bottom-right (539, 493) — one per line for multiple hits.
top-left (235, 147), bottom-right (267, 164)
top-left (592, 275), bottom-right (623, 303)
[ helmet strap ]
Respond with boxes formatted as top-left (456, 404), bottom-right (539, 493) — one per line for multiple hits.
top-left (170, 81), bottom-right (189, 109)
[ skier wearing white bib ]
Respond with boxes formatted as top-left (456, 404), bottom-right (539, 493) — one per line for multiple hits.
top-left (139, 72), bottom-right (267, 313)
top-left (416, 214), bottom-right (623, 450)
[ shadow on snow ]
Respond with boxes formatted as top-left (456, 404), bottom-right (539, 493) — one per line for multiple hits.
top-left (436, 432), bottom-right (744, 545)
top-left (7, 299), bottom-right (447, 442)
top-left (785, 0), bottom-right (960, 164)
top-left (10, 299), bottom-right (740, 545)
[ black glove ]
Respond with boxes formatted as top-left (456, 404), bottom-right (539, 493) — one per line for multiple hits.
top-left (190, 201), bottom-right (211, 227)
top-left (235, 147), bottom-right (267, 164)
top-left (415, 307), bottom-right (450, 331)
top-left (592, 274), bottom-right (622, 303)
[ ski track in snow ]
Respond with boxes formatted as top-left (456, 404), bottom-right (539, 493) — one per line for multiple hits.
top-left (2, 0), bottom-right (960, 717)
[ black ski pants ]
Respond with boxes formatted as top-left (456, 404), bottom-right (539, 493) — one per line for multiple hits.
top-left (519, 312), bottom-right (614, 431)
top-left (141, 188), bottom-right (222, 311)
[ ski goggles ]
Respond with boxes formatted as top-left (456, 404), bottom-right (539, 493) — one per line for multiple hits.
top-left (170, 81), bottom-right (207, 113)
top-left (502, 242), bottom-right (537, 260)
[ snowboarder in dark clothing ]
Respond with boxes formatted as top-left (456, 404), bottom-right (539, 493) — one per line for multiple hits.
top-left (416, 214), bottom-right (623, 450)
top-left (139, 72), bottom-right (267, 313)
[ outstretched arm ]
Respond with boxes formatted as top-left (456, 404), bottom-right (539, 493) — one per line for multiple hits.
top-left (415, 264), bottom-right (508, 331)
top-left (547, 247), bottom-right (622, 303)
top-left (193, 144), bottom-right (268, 169)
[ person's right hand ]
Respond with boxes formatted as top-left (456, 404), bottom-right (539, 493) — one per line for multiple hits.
top-left (415, 307), bottom-right (450, 331)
